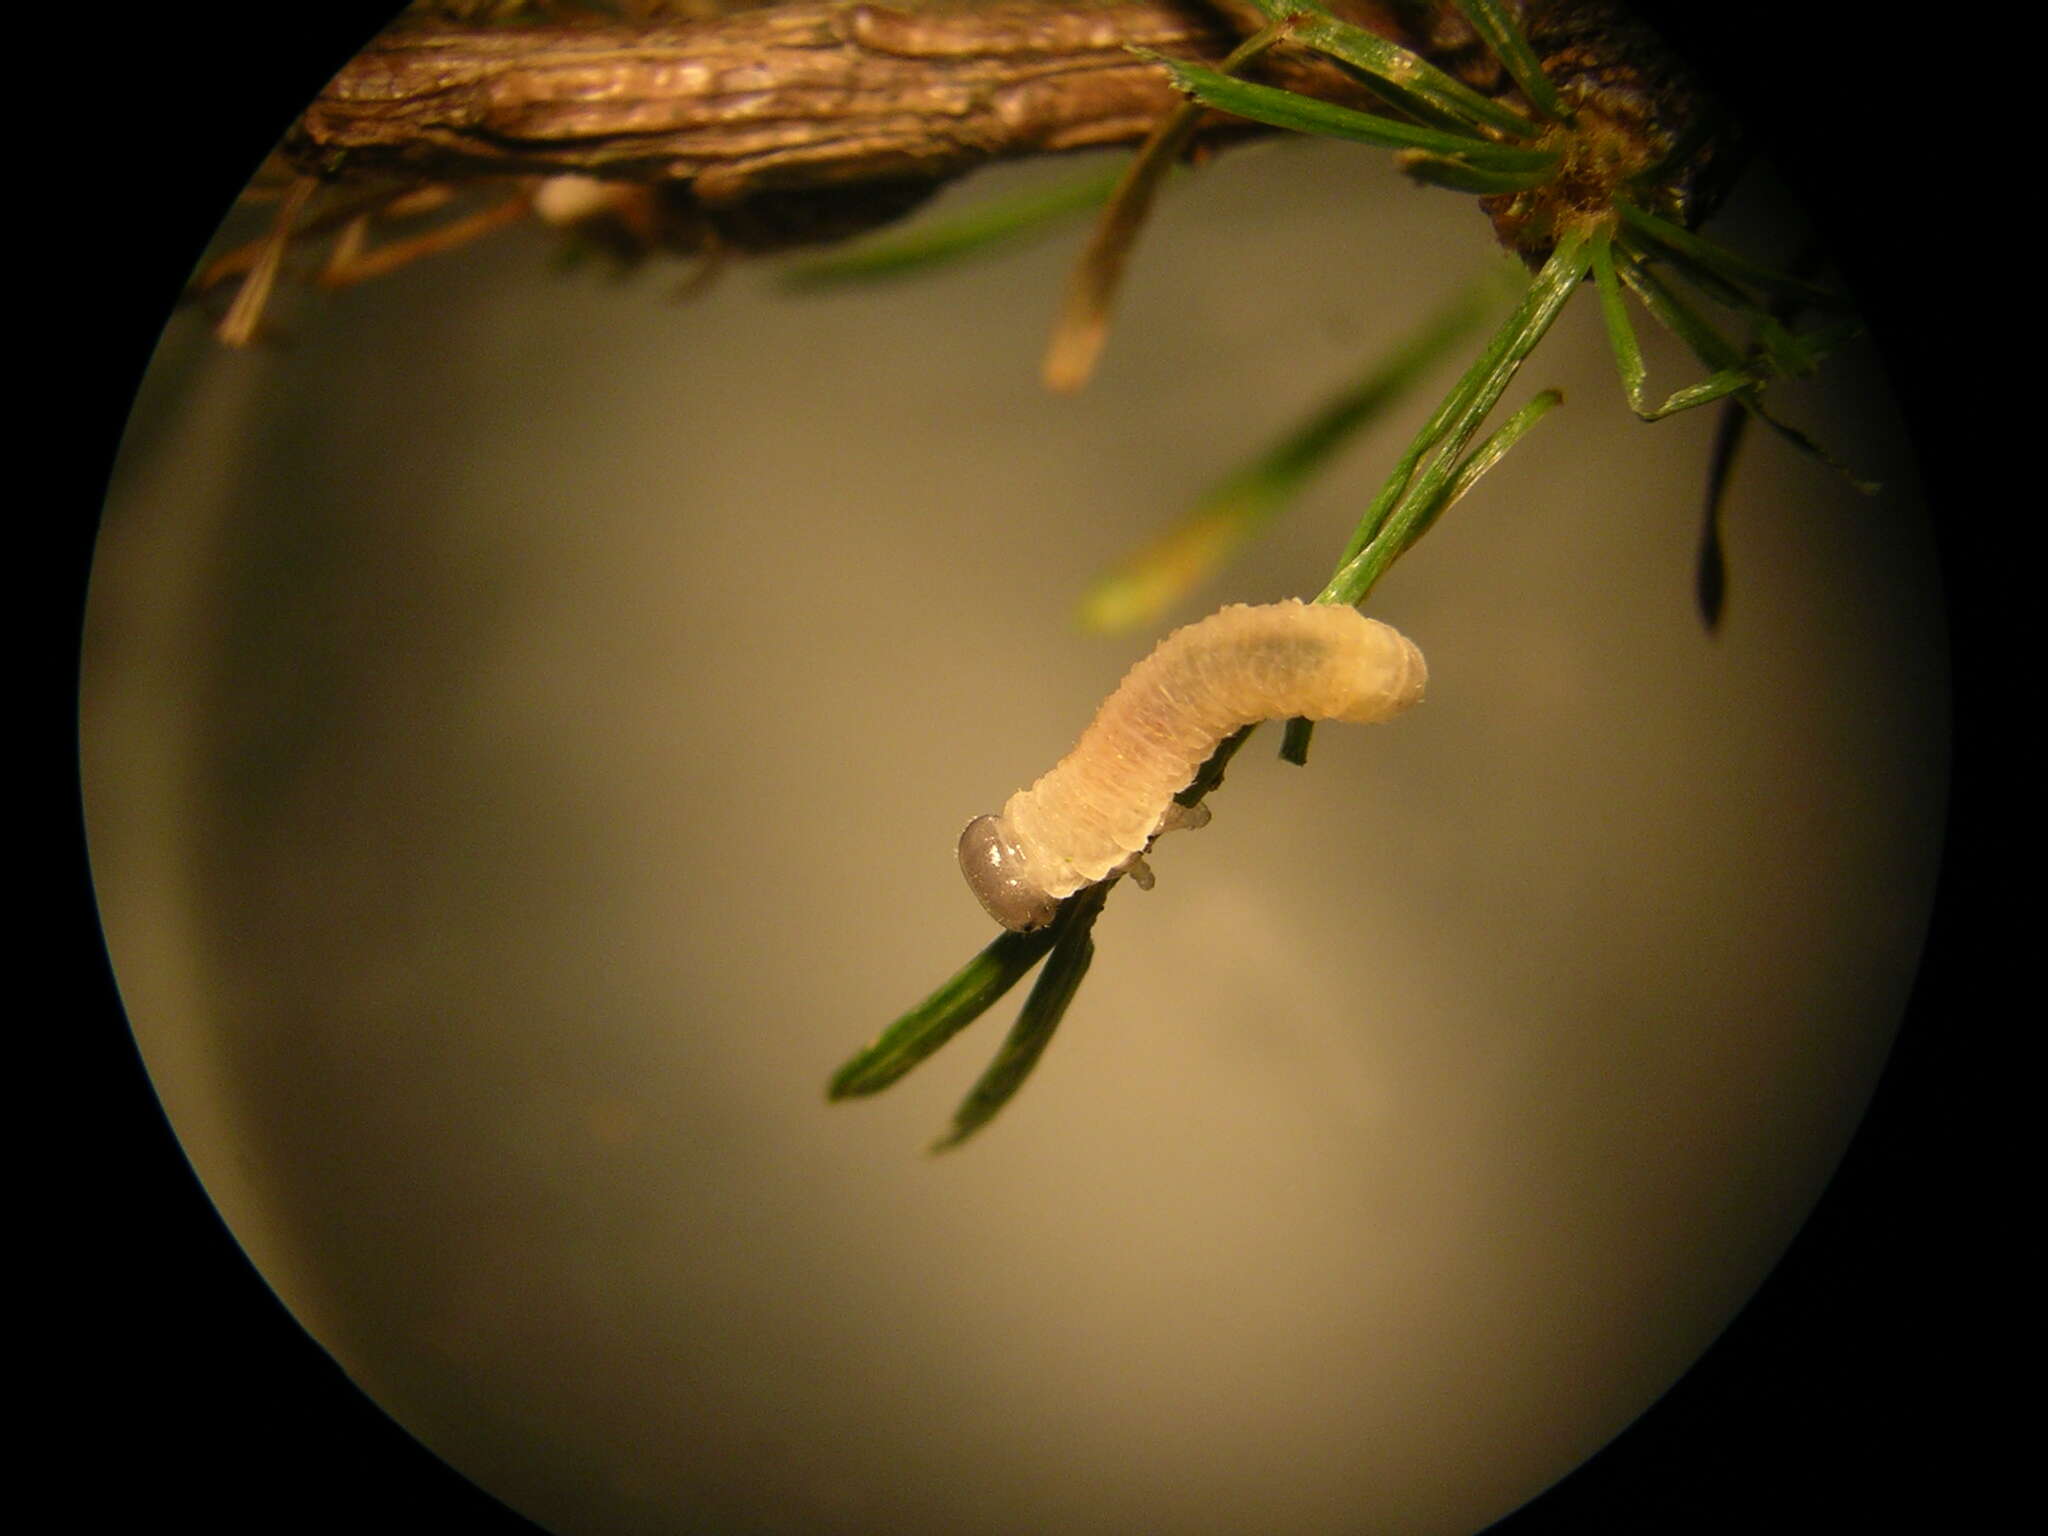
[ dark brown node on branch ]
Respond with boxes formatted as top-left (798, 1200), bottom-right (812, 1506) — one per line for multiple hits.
top-left (1459, 0), bottom-right (1738, 260)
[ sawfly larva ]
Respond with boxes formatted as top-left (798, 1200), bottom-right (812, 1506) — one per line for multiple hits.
top-left (960, 600), bottom-right (1427, 930)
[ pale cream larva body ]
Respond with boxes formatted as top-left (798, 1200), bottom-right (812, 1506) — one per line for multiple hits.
top-left (960, 600), bottom-right (1427, 930)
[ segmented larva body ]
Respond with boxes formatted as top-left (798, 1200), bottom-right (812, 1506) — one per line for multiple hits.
top-left (960, 600), bottom-right (1427, 930)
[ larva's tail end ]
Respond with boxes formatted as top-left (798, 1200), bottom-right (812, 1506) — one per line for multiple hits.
top-left (1336, 621), bottom-right (1428, 722)
top-left (1393, 631), bottom-right (1428, 710)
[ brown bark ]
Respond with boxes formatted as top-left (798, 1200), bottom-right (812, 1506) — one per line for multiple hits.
top-left (280, 1), bottom-right (1727, 264)
top-left (287, 2), bottom-right (1403, 206)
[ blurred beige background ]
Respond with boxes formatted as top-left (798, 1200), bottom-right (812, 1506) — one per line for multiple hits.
top-left (85, 139), bottom-right (1944, 1535)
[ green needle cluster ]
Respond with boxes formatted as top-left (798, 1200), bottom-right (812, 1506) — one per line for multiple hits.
top-left (827, 0), bottom-right (1862, 1151)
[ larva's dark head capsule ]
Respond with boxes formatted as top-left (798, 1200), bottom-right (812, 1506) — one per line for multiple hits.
top-left (958, 814), bottom-right (1060, 932)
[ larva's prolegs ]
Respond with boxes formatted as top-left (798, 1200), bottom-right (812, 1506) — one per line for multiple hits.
top-left (959, 600), bottom-right (1426, 930)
